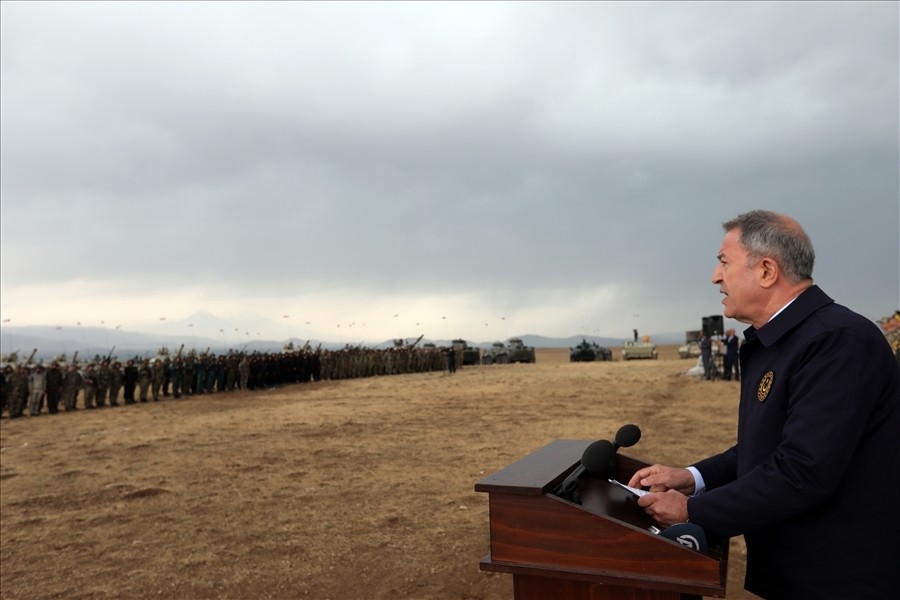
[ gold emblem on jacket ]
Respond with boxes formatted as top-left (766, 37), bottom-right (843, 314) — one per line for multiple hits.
top-left (758, 371), bottom-right (774, 402)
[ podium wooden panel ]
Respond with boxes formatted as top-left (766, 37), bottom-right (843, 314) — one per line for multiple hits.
top-left (475, 440), bottom-right (727, 599)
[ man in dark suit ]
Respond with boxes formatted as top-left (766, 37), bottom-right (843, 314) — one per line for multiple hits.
top-left (628, 210), bottom-right (899, 599)
top-left (721, 328), bottom-right (740, 381)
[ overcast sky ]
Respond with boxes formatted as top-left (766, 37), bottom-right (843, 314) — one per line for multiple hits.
top-left (2, 1), bottom-right (898, 345)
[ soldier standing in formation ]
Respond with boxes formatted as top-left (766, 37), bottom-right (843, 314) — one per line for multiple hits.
top-left (95, 359), bottom-right (110, 408)
top-left (138, 359), bottom-right (152, 402)
top-left (183, 356), bottom-right (195, 396)
top-left (82, 364), bottom-right (97, 409)
top-left (8, 364), bottom-right (28, 418)
top-left (239, 355), bottom-right (250, 390)
top-left (170, 357), bottom-right (183, 399)
top-left (151, 359), bottom-right (164, 401)
top-left (108, 361), bottom-right (122, 406)
top-left (162, 357), bottom-right (171, 397)
top-left (27, 365), bottom-right (46, 416)
top-left (45, 361), bottom-right (63, 414)
top-left (122, 360), bottom-right (138, 404)
top-left (62, 364), bottom-right (81, 411)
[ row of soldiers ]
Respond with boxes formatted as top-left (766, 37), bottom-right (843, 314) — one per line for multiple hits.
top-left (0, 343), bottom-right (455, 419)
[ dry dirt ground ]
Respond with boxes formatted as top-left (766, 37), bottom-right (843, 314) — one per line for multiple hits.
top-left (1, 346), bottom-right (759, 600)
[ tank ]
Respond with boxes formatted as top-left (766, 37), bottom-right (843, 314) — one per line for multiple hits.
top-left (569, 338), bottom-right (613, 362)
top-left (569, 338), bottom-right (592, 361)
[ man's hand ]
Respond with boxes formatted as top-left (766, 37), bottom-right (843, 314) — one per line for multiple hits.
top-left (637, 489), bottom-right (689, 527)
top-left (627, 464), bottom-right (695, 495)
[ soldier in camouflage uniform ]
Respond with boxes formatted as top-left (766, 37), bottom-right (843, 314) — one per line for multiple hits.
top-left (27, 365), bottom-right (47, 416)
top-left (138, 359), bottom-right (152, 402)
top-left (82, 364), bottom-right (98, 409)
top-left (162, 357), bottom-right (171, 397)
top-left (62, 364), bottom-right (82, 411)
top-left (170, 357), bottom-right (183, 399)
top-left (1, 364), bottom-right (12, 417)
top-left (205, 355), bottom-right (217, 392)
top-left (95, 359), bottom-right (110, 408)
top-left (226, 353), bottom-right (238, 391)
top-left (183, 355), bottom-right (195, 396)
top-left (151, 359), bottom-right (164, 401)
top-left (7, 364), bottom-right (28, 418)
top-left (108, 361), bottom-right (122, 406)
top-left (239, 355), bottom-right (250, 390)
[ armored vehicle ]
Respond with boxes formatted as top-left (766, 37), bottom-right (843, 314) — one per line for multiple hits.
top-left (678, 330), bottom-right (703, 359)
top-left (451, 339), bottom-right (481, 365)
top-left (506, 338), bottom-right (536, 363)
top-left (570, 338), bottom-right (596, 362)
top-left (482, 342), bottom-right (509, 364)
top-left (570, 338), bottom-right (612, 362)
top-left (621, 337), bottom-right (658, 360)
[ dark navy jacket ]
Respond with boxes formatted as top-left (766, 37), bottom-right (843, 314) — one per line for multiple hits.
top-left (688, 286), bottom-right (900, 599)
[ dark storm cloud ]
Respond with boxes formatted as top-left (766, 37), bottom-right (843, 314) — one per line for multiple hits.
top-left (1, 1), bottom-right (896, 339)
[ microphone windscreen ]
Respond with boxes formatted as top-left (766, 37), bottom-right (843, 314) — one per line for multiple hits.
top-left (580, 439), bottom-right (615, 475)
top-left (615, 424), bottom-right (642, 448)
top-left (660, 523), bottom-right (708, 553)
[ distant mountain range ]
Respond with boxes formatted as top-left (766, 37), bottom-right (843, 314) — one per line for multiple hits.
top-left (0, 323), bottom-right (686, 361)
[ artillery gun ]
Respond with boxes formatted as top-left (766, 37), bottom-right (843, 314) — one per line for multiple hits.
top-left (393, 334), bottom-right (425, 350)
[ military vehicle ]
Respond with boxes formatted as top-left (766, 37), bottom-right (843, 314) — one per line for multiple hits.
top-left (570, 338), bottom-right (613, 362)
top-left (451, 339), bottom-right (481, 365)
top-left (482, 342), bottom-right (509, 364)
top-left (506, 338), bottom-right (536, 363)
top-left (621, 337), bottom-right (658, 360)
top-left (678, 330), bottom-right (703, 359)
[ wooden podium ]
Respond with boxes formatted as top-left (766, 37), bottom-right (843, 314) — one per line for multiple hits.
top-left (475, 440), bottom-right (728, 600)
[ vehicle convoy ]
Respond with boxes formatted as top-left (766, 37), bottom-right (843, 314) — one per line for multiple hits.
top-left (569, 338), bottom-right (613, 362)
top-left (621, 336), bottom-right (658, 360)
top-left (678, 330), bottom-right (703, 359)
top-left (505, 338), bottom-right (536, 363)
top-left (451, 339), bottom-right (481, 365)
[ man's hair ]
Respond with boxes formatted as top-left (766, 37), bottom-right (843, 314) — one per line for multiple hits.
top-left (723, 210), bottom-right (815, 282)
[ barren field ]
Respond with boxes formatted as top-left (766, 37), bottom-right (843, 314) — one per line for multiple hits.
top-left (1, 346), bottom-right (758, 599)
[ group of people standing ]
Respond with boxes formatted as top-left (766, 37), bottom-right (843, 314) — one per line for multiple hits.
top-left (1, 343), bottom-right (451, 419)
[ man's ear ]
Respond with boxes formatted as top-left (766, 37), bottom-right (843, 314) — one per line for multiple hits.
top-left (757, 257), bottom-right (779, 289)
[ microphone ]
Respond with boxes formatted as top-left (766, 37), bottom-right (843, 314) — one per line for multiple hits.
top-left (660, 523), bottom-right (708, 553)
top-left (555, 439), bottom-right (615, 504)
top-left (614, 423), bottom-right (641, 450)
top-left (591, 424), bottom-right (642, 479)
